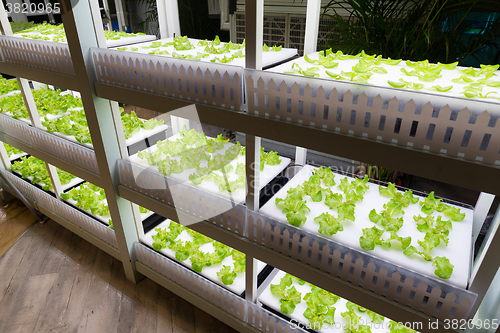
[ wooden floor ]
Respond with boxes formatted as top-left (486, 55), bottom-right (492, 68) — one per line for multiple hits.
top-left (0, 198), bottom-right (37, 257)
top-left (0, 218), bottom-right (237, 333)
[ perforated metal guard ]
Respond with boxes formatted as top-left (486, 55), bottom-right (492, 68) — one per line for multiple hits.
top-left (135, 242), bottom-right (246, 321)
top-left (247, 210), bottom-right (477, 321)
top-left (247, 302), bottom-right (307, 333)
top-left (91, 48), bottom-right (244, 111)
top-left (0, 169), bottom-right (118, 248)
top-left (118, 160), bottom-right (246, 235)
top-left (1, 169), bottom-right (40, 203)
top-left (245, 70), bottom-right (500, 166)
top-left (0, 114), bottom-right (100, 175)
top-left (0, 36), bottom-right (75, 75)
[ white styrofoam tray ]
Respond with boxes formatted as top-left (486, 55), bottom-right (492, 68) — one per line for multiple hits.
top-left (128, 133), bottom-right (291, 203)
top-left (259, 165), bottom-right (473, 288)
top-left (8, 152), bottom-right (28, 161)
top-left (268, 52), bottom-right (500, 104)
top-left (12, 170), bottom-right (83, 194)
top-left (259, 269), bottom-right (399, 333)
top-left (13, 31), bottom-right (156, 48)
top-left (141, 219), bottom-right (266, 295)
top-left (40, 118), bottom-right (168, 151)
top-left (65, 186), bottom-right (153, 226)
top-left (112, 37), bottom-right (298, 68)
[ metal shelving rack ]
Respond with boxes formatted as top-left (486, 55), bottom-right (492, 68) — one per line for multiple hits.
top-left (0, 0), bottom-right (499, 332)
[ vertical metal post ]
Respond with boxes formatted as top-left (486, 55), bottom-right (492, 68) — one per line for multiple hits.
top-left (6, 0), bottom-right (27, 22)
top-left (156, 0), bottom-right (169, 38)
top-left (472, 192), bottom-right (495, 242)
top-left (245, 255), bottom-right (258, 311)
top-left (42, 0), bottom-right (56, 23)
top-left (60, 0), bottom-right (143, 282)
top-left (294, 0), bottom-right (321, 167)
top-left (245, 134), bottom-right (260, 212)
top-left (471, 266), bottom-right (500, 333)
top-left (0, 142), bottom-right (11, 171)
top-left (17, 78), bottom-right (42, 128)
top-left (244, 0), bottom-right (263, 310)
top-left (155, 0), bottom-right (180, 38)
top-left (0, 6), bottom-right (13, 35)
top-left (101, 0), bottom-right (111, 31)
top-left (245, 0), bottom-right (263, 70)
top-left (229, 14), bottom-right (236, 43)
top-left (89, 0), bottom-right (107, 46)
top-left (295, 147), bottom-right (307, 166)
top-left (469, 206), bottom-right (500, 318)
top-left (45, 163), bottom-right (63, 200)
top-left (165, 0), bottom-right (180, 36)
top-left (114, 0), bottom-right (127, 31)
top-left (303, 0), bottom-right (321, 55)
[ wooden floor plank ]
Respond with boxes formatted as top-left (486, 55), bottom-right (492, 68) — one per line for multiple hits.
top-left (32, 231), bottom-right (89, 333)
top-left (1, 273), bottom-right (59, 333)
top-left (0, 218), bottom-right (237, 333)
top-left (62, 238), bottom-right (99, 333)
top-left (156, 284), bottom-right (174, 333)
top-left (0, 235), bottom-right (33, 302)
top-left (76, 250), bottom-right (115, 333)
top-left (132, 278), bottom-right (159, 333)
top-left (171, 289), bottom-right (197, 333)
top-left (0, 200), bottom-right (37, 256)
top-left (34, 223), bottom-right (73, 276)
top-left (116, 270), bottom-right (160, 333)
top-left (90, 258), bottom-right (125, 333)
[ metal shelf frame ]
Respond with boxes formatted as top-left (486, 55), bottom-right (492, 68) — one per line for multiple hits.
top-left (0, 0), bottom-right (499, 332)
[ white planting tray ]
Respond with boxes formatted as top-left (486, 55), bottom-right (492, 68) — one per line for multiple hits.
top-left (260, 165), bottom-right (473, 287)
top-left (112, 37), bottom-right (298, 68)
top-left (65, 188), bottom-right (153, 226)
top-left (40, 117), bottom-right (168, 151)
top-left (269, 52), bottom-right (500, 103)
top-left (13, 31), bottom-right (156, 48)
top-left (8, 152), bottom-right (27, 161)
top-left (259, 269), bottom-right (398, 333)
top-left (0, 89), bottom-right (21, 99)
top-left (12, 170), bottom-right (83, 194)
top-left (141, 219), bottom-right (266, 295)
top-left (128, 133), bottom-right (291, 203)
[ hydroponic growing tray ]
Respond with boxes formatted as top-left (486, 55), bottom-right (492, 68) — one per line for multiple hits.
top-left (128, 133), bottom-right (291, 203)
top-left (259, 269), bottom-right (401, 333)
top-left (8, 151), bottom-right (27, 161)
top-left (268, 51), bottom-right (500, 103)
top-left (259, 165), bottom-right (473, 288)
top-left (64, 190), bottom-right (153, 226)
top-left (11, 169), bottom-right (84, 195)
top-left (39, 118), bottom-right (168, 155)
top-left (141, 219), bottom-right (268, 295)
top-left (112, 37), bottom-right (298, 69)
top-left (13, 30), bottom-right (156, 48)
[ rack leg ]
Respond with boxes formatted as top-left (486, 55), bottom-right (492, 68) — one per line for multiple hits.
top-left (0, 172), bottom-right (45, 223)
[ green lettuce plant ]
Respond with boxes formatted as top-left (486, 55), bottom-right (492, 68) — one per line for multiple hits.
top-left (275, 185), bottom-right (311, 227)
top-left (270, 274), bottom-right (303, 314)
top-left (61, 182), bottom-right (109, 216)
top-left (151, 221), bottom-right (244, 285)
top-left (3, 143), bottom-right (23, 157)
top-left (303, 285), bottom-right (340, 329)
top-left (0, 76), bottom-right (19, 95)
top-left (11, 156), bottom-right (76, 191)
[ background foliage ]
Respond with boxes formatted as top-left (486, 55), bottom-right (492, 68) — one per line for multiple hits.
top-left (321, 0), bottom-right (500, 65)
